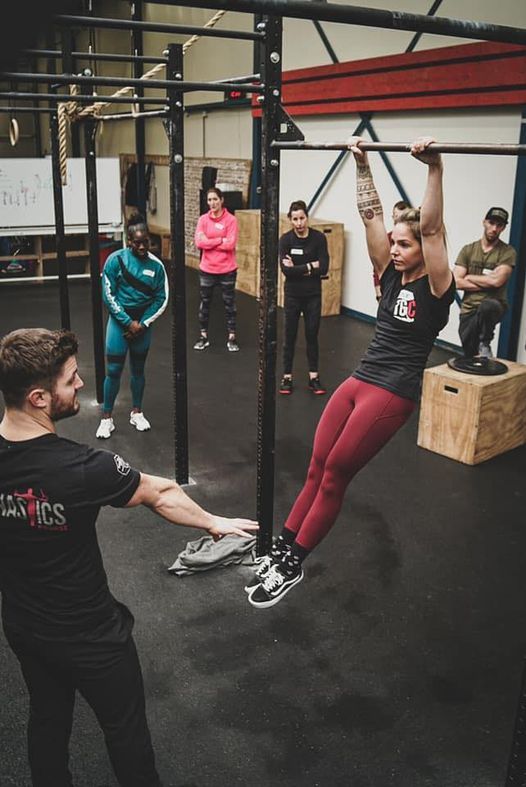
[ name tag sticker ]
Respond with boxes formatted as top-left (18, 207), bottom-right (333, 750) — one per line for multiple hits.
top-left (482, 268), bottom-right (493, 276)
top-left (144, 269), bottom-right (155, 277)
top-left (290, 248), bottom-right (304, 255)
top-left (215, 222), bottom-right (224, 230)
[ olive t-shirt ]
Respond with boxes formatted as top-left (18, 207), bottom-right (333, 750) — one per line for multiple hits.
top-left (455, 239), bottom-right (516, 314)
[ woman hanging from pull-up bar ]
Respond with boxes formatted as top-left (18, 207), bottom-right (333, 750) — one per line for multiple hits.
top-left (246, 136), bottom-right (456, 609)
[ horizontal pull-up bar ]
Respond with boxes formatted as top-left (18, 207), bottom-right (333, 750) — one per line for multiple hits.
top-left (55, 14), bottom-right (264, 42)
top-left (272, 140), bottom-right (526, 156)
top-left (214, 73), bottom-right (260, 84)
top-left (0, 106), bottom-right (169, 119)
top-left (0, 106), bottom-right (55, 114)
top-left (172, 0), bottom-right (526, 46)
top-left (94, 109), bottom-right (169, 121)
top-left (184, 98), bottom-right (251, 115)
top-left (21, 50), bottom-right (259, 85)
top-left (22, 49), bottom-right (168, 65)
top-left (0, 91), bottom-right (168, 106)
top-left (0, 71), bottom-right (264, 95)
top-left (17, 57), bottom-right (258, 83)
top-left (0, 274), bottom-right (89, 286)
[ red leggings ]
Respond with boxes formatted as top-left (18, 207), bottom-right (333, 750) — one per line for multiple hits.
top-left (284, 377), bottom-right (415, 551)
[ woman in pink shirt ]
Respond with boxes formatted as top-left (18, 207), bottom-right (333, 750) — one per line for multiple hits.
top-left (193, 187), bottom-right (240, 352)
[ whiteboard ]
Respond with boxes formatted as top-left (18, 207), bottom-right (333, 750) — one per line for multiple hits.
top-left (0, 158), bottom-right (122, 235)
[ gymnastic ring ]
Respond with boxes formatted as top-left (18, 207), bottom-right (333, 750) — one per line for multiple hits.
top-left (9, 117), bottom-right (19, 147)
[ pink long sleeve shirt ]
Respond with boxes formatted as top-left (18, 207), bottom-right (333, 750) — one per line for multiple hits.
top-left (194, 208), bottom-right (238, 275)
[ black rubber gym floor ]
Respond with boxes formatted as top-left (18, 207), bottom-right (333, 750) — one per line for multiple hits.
top-left (1, 272), bottom-right (525, 786)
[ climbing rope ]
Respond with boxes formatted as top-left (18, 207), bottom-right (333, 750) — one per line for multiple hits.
top-left (56, 9), bottom-right (227, 184)
top-left (75, 9), bottom-right (226, 119)
top-left (57, 84), bottom-right (80, 185)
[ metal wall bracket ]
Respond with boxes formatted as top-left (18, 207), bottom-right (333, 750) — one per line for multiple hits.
top-left (275, 105), bottom-right (304, 141)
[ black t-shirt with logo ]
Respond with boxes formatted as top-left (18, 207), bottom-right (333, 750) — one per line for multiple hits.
top-left (279, 228), bottom-right (330, 298)
top-left (353, 262), bottom-right (455, 401)
top-left (0, 434), bottom-right (140, 641)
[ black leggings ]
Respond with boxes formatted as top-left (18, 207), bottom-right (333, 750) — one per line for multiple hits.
top-left (5, 624), bottom-right (161, 787)
top-left (198, 270), bottom-right (237, 334)
top-left (283, 292), bottom-right (322, 375)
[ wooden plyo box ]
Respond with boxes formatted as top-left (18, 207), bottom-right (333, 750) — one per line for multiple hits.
top-left (234, 209), bottom-right (262, 298)
top-left (417, 361), bottom-right (526, 465)
top-left (185, 253), bottom-right (200, 271)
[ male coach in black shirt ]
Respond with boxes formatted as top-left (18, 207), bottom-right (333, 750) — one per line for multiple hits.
top-left (0, 327), bottom-right (257, 787)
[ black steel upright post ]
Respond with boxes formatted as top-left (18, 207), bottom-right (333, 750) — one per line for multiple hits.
top-left (83, 118), bottom-right (105, 403)
top-left (165, 44), bottom-right (189, 484)
top-left (49, 106), bottom-right (71, 330)
top-left (498, 106), bottom-right (526, 360)
top-left (132, 1), bottom-right (147, 217)
top-left (506, 658), bottom-right (526, 784)
top-left (62, 28), bottom-right (80, 157)
top-left (47, 32), bottom-right (70, 329)
top-left (249, 13), bottom-right (264, 209)
top-left (256, 15), bottom-right (282, 555)
top-left (30, 56), bottom-right (42, 157)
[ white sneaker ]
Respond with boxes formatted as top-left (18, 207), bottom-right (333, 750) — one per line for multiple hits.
top-left (477, 342), bottom-right (493, 359)
top-left (129, 411), bottom-right (151, 431)
top-left (96, 417), bottom-right (115, 439)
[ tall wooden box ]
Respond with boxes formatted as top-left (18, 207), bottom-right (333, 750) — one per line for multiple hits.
top-left (234, 210), bottom-right (261, 298)
top-left (417, 361), bottom-right (526, 465)
top-left (185, 253), bottom-right (200, 271)
top-left (235, 209), bottom-right (344, 315)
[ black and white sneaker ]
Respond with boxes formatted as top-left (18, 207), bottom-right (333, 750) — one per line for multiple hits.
top-left (308, 376), bottom-right (326, 395)
top-left (279, 376), bottom-right (293, 395)
top-left (193, 336), bottom-right (210, 351)
top-left (244, 554), bottom-right (274, 593)
top-left (248, 563), bottom-right (304, 609)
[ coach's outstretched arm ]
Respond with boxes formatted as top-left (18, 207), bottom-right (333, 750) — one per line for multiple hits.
top-left (126, 473), bottom-right (258, 540)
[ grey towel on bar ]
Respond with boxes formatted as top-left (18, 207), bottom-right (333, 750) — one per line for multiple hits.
top-left (168, 534), bottom-right (257, 576)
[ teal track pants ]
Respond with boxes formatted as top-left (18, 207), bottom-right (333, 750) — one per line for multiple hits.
top-left (103, 315), bottom-right (152, 413)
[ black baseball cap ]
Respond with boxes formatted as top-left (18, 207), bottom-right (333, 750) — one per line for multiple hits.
top-left (485, 207), bottom-right (509, 224)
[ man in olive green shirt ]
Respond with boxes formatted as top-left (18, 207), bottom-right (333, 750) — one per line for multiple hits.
top-left (454, 206), bottom-right (516, 358)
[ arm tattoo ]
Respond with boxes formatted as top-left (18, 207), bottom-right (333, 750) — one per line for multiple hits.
top-left (356, 162), bottom-right (372, 177)
top-left (356, 162), bottom-right (382, 220)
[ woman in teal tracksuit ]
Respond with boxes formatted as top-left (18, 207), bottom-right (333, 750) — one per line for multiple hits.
top-left (96, 215), bottom-right (169, 439)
